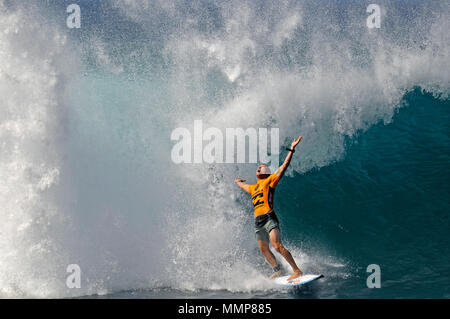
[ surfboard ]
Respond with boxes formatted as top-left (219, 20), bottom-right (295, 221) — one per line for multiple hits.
top-left (273, 274), bottom-right (324, 287)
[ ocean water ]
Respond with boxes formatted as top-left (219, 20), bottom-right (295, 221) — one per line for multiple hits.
top-left (0, 0), bottom-right (449, 299)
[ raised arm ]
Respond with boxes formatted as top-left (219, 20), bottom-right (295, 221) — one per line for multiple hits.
top-left (274, 136), bottom-right (303, 180)
top-left (235, 177), bottom-right (251, 194)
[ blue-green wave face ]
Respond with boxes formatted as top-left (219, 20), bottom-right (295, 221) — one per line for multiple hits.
top-left (0, 0), bottom-right (448, 298)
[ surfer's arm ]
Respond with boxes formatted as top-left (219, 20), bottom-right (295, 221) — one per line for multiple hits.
top-left (235, 177), bottom-right (251, 194)
top-left (275, 136), bottom-right (303, 180)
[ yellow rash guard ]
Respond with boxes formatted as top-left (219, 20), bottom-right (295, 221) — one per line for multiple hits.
top-left (248, 174), bottom-right (280, 217)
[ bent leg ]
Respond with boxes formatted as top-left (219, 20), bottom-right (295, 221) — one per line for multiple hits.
top-left (269, 228), bottom-right (303, 280)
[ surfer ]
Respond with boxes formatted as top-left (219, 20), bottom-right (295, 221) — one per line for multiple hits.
top-left (235, 136), bottom-right (303, 281)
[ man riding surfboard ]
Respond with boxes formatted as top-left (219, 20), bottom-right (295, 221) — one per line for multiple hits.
top-left (235, 136), bottom-right (303, 281)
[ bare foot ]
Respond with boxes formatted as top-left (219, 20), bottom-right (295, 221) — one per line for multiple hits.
top-left (287, 270), bottom-right (303, 281)
top-left (269, 270), bottom-right (282, 279)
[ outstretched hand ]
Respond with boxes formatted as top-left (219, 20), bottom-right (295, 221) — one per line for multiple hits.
top-left (290, 136), bottom-right (303, 150)
top-left (235, 177), bottom-right (246, 183)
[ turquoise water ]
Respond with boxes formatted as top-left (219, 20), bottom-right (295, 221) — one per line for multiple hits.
top-left (278, 89), bottom-right (450, 298)
top-left (1, 1), bottom-right (449, 298)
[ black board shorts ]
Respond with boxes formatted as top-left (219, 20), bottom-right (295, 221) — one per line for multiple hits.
top-left (254, 211), bottom-right (280, 242)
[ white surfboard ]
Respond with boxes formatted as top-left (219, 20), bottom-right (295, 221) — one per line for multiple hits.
top-left (273, 274), bottom-right (324, 287)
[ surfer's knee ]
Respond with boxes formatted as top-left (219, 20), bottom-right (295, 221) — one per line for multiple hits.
top-left (272, 242), bottom-right (284, 253)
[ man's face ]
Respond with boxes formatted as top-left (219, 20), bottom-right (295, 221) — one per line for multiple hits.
top-left (256, 164), bottom-right (270, 179)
